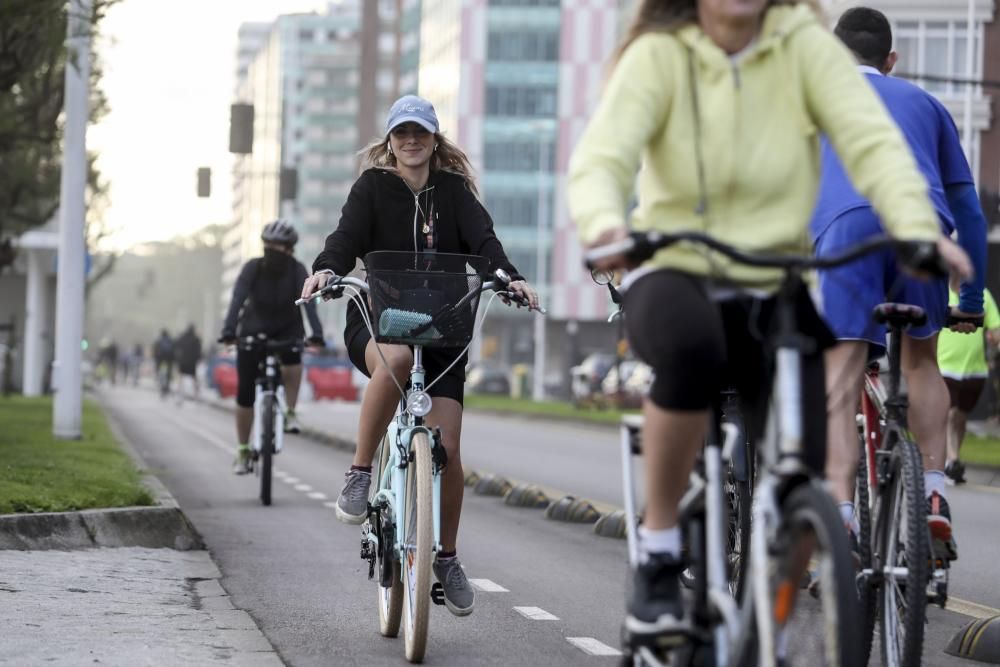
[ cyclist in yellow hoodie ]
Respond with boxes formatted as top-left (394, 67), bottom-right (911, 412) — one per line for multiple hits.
top-left (568, 0), bottom-right (971, 637)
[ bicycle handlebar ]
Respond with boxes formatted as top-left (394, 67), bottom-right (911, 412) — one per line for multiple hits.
top-left (296, 269), bottom-right (547, 314)
top-left (583, 231), bottom-right (947, 277)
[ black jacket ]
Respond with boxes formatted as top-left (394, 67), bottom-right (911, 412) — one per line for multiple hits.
top-left (175, 330), bottom-right (202, 373)
top-left (312, 168), bottom-right (522, 280)
top-left (222, 255), bottom-right (324, 340)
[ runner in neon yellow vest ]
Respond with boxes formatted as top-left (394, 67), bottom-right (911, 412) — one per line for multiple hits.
top-left (938, 282), bottom-right (1000, 483)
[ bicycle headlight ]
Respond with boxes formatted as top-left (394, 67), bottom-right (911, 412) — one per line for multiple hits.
top-left (406, 391), bottom-right (433, 417)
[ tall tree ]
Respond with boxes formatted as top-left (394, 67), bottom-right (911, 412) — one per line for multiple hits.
top-left (0, 0), bottom-right (117, 252)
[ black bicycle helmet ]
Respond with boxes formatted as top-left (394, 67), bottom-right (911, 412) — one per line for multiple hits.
top-left (261, 219), bottom-right (298, 246)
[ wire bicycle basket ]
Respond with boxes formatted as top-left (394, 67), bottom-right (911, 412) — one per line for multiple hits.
top-left (364, 251), bottom-right (489, 347)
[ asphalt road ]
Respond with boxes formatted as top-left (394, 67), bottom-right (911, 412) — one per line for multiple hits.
top-left (100, 386), bottom-right (1000, 666)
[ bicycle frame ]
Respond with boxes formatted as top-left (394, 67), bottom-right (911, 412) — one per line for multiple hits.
top-left (251, 351), bottom-right (287, 455)
top-left (365, 346), bottom-right (444, 563)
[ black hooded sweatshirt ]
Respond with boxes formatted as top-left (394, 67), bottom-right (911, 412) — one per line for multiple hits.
top-left (312, 168), bottom-right (523, 338)
top-left (312, 168), bottom-right (521, 280)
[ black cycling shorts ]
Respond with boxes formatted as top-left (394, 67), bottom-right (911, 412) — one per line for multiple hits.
top-left (623, 270), bottom-right (834, 474)
top-left (344, 308), bottom-right (466, 405)
top-left (236, 346), bottom-right (302, 408)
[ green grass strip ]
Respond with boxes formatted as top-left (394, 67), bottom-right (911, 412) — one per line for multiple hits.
top-left (464, 394), bottom-right (637, 425)
top-left (960, 433), bottom-right (1000, 469)
top-left (0, 396), bottom-right (154, 514)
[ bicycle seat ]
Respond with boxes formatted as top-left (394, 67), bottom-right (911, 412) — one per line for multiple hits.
top-left (872, 303), bottom-right (927, 329)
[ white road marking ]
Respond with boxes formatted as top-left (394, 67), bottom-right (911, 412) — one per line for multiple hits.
top-left (513, 606), bottom-right (559, 621)
top-left (284, 477), bottom-right (300, 484)
top-left (947, 597), bottom-right (1000, 619)
top-left (281, 477), bottom-right (297, 485)
top-left (323, 502), bottom-right (339, 509)
top-left (307, 492), bottom-right (328, 500)
top-left (469, 579), bottom-right (509, 592)
top-left (274, 470), bottom-right (287, 478)
top-left (567, 637), bottom-right (622, 656)
top-left (294, 484), bottom-right (312, 492)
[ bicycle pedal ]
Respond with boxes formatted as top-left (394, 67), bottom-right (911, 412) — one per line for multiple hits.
top-left (430, 582), bottom-right (446, 606)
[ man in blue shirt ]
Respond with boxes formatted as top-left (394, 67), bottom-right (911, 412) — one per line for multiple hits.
top-left (813, 7), bottom-right (987, 558)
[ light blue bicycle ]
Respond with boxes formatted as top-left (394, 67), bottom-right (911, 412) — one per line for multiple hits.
top-left (299, 250), bottom-right (543, 663)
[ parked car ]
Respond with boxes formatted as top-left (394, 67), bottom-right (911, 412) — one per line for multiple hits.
top-left (466, 360), bottom-right (511, 395)
top-left (570, 352), bottom-right (616, 407)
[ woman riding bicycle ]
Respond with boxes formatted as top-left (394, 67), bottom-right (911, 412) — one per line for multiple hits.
top-left (221, 220), bottom-right (325, 474)
top-left (300, 94), bottom-right (538, 616)
top-left (568, 0), bottom-right (970, 638)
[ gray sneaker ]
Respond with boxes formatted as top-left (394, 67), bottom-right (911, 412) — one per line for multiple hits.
top-left (433, 557), bottom-right (475, 616)
top-left (284, 412), bottom-right (302, 434)
top-left (335, 470), bottom-right (370, 524)
top-left (232, 448), bottom-right (251, 475)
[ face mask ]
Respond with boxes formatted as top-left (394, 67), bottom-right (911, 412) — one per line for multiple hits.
top-left (262, 247), bottom-right (293, 274)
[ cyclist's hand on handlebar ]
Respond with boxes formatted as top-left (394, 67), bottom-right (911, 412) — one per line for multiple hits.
top-left (506, 280), bottom-right (540, 310)
top-left (218, 333), bottom-right (237, 347)
top-left (305, 335), bottom-right (326, 350)
top-left (948, 308), bottom-right (983, 334)
top-left (301, 271), bottom-right (331, 301)
top-left (586, 226), bottom-right (631, 271)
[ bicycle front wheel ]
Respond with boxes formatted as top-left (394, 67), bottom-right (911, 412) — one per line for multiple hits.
top-left (374, 435), bottom-right (403, 638)
top-left (754, 483), bottom-right (862, 667)
top-left (402, 431), bottom-right (434, 663)
top-left (259, 393), bottom-right (274, 506)
top-left (877, 438), bottom-right (928, 667)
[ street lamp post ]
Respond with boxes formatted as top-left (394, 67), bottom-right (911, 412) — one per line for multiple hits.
top-left (532, 139), bottom-right (550, 402)
top-left (53, 0), bottom-right (92, 438)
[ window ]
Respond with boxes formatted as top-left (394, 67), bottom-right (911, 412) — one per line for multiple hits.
top-left (505, 250), bottom-right (537, 281)
top-left (485, 193), bottom-right (539, 228)
top-left (485, 84), bottom-right (557, 117)
top-left (484, 141), bottom-right (555, 171)
top-left (892, 19), bottom-right (982, 96)
top-left (299, 29), bottom-right (314, 42)
top-left (487, 30), bottom-right (559, 61)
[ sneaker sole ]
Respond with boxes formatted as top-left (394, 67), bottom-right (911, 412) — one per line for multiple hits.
top-left (443, 597), bottom-right (474, 617)
top-left (335, 505), bottom-right (366, 525)
top-left (625, 613), bottom-right (686, 637)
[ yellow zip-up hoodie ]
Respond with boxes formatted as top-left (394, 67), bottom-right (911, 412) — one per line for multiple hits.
top-left (568, 5), bottom-right (940, 290)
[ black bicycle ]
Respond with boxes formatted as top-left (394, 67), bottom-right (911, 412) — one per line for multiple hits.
top-left (586, 230), bottom-right (944, 667)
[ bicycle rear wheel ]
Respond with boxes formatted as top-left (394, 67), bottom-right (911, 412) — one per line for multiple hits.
top-left (855, 438), bottom-right (876, 665)
top-left (259, 393), bottom-right (274, 506)
top-left (374, 435), bottom-right (403, 638)
top-left (877, 438), bottom-right (928, 667)
top-left (402, 432), bottom-right (433, 663)
top-left (752, 483), bottom-right (862, 667)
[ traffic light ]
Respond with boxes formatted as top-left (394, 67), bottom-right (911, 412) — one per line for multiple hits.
top-left (229, 103), bottom-right (254, 154)
top-left (279, 167), bottom-right (298, 201)
top-left (197, 167), bottom-right (211, 198)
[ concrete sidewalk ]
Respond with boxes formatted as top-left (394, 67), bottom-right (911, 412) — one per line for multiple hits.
top-left (0, 548), bottom-right (282, 666)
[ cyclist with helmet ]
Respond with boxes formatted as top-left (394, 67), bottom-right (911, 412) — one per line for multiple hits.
top-left (221, 220), bottom-right (325, 474)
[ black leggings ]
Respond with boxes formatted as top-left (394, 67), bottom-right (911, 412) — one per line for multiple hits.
top-left (623, 270), bottom-right (834, 474)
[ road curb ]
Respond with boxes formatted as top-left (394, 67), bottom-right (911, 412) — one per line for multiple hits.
top-left (0, 394), bottom-right (205, 551)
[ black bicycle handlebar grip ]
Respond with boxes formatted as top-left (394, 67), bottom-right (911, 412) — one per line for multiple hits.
top-left (946, 312), bottom-right (985, 328)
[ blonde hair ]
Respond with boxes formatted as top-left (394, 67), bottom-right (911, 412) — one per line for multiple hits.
top-left (359, 133), bottom-right (480, 198)
top-left (615, 0), bottom-right (822, 63)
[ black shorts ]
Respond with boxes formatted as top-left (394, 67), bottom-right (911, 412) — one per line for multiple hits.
top-left (236, 346), bottom-right (302, 408)
top-left (623, 270), bottom-right (835, 475)
top-left (943, 376), bottom-right (985, 413)
top-left (345, 309), bottom-right (466, 405)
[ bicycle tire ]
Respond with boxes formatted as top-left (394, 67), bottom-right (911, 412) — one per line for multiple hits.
top-left (259, 393), bottom-right (274, 506)
top-left (375, 435), bottom-right (403, 638)
top-left (402, 432), bottom-right (433, 663)
top-left (726, 437), bottom-right (753, 599)
top-left (877, 437), bottom-right (928, 667)
top-left (744, 482), bottom-right (862, 667)
top-left (855, 438), bottom-right (876, 665)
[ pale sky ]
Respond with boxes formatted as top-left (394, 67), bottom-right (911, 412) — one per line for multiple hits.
top-left (89, 0), bottom-right (328, 250)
